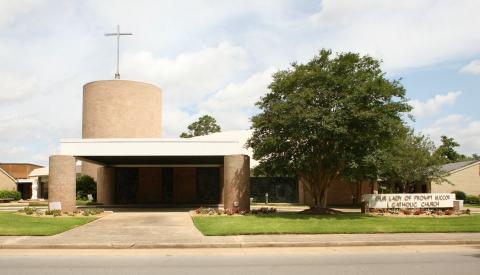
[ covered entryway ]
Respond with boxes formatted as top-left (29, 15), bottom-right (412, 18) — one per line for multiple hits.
top-left (111, 166), bottom-right (221, 205)
top-left (49, 138), bottom-right (250, 212)
top-left (81, 155), bottom-right (224, 206)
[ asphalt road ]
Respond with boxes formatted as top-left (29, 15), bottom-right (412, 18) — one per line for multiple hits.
top-left (0, 245), bottom-right (479, 275)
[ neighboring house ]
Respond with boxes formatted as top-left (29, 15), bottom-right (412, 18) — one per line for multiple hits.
top-left (0, 163), bottom-right (43, 199)
top-left (0, 167), bottom-right (17, 191)
top-left (430, 160), bottom-right (480, 196)
top-left (28, 164), bottom-right (83, 200)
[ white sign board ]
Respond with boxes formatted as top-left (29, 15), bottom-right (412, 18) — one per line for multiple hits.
top-left (362, 193), bottom-right (455, 209)
top-left (49, 201), bottom-right (62, 211)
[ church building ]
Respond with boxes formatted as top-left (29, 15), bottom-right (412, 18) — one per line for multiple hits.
top-left (48, 80), bottom-right (251, 212)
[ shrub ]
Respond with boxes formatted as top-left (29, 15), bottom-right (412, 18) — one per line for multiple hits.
top-left (76, 175), bottom-right (97, 200)
top-left (0, 190), bottom-right (22, 200)
top-left (444, 209), bottom-right (454, 215)
top-left (413, 209), bottom-right (423, 215)
top-left (453, 190), bottom-right (467, 201)
top-left (82, 208), bottom-right (104, 216)
top-left (465, 195), bottom-right (480, 204)
top-left (195, 207), bottom-right (222, 215)
top-left (250, 207), bottom-right (277, 215)
top-left (45, 209), bottom-right (62, 216)
top-left (402, 209), bottom-right (412, 215)
top-left (434, 210), bottom-right (444, 215)
top-left (23, 207), bottom-right (36, 215)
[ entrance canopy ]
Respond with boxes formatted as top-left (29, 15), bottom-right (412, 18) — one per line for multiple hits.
top-left (50, 135), bottom-right (251, 211)
top-left (61, 138), bottom-right (244, 157)
top-left (60, 130), bottom-right (258, 169)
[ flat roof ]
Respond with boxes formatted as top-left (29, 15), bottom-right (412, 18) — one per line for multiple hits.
top-left (58, 130), bottom-right (259, 168)
top-left (60, 138), bottom-right (246, 157)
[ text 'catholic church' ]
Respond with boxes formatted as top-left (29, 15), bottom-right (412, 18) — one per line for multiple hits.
top-left (48, 80), bottom-right (251, 212)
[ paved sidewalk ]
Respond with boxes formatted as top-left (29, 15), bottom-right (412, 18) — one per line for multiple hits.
top-left (1, 210), bottom-right (480, 249)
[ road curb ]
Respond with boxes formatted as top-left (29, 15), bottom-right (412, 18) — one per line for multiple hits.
top-left (1, 239), bottom-right (480, 249)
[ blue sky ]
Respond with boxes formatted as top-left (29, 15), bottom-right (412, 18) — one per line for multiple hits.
top-left (0, 0), bottom-right (479, 165)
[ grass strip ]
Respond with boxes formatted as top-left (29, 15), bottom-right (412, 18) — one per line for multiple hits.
top-left (193, 213), bottom-right (480, 236)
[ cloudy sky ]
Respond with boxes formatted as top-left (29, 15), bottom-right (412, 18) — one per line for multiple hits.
top-left (1, 0), bottom-right (479, 165)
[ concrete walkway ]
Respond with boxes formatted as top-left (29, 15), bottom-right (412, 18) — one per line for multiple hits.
top-left (2, 210), bottom-right (480, 249)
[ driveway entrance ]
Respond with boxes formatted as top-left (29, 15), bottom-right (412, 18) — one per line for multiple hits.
top-left (44, 209), bottom-right (205, 245)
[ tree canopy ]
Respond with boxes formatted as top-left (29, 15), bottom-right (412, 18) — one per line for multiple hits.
top-left (180, 115), bottom-right (221, 138)
top-left (377, 129), bottom-right (447, 192)
top-left (433, 136), bottom-right (466, 164)
top-left (247, 49), bottom-right (411, 208)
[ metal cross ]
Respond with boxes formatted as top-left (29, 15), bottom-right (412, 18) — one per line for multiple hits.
top-left (105, 25), bottom-right (132, 79)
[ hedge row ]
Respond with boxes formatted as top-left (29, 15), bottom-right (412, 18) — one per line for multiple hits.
top-left (453, 190), bottom-right (480, 204)
top-left (0, 190), bottom-right (21, 200)
top-left (466, 195), bottom-right (480, 204)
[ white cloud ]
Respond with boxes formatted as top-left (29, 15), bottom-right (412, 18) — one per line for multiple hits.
top-left (122, 42), bottom-right (248, 107)
top-left (423, 114), bottom-right (480, 154)
top-left (120, 41), bottom-right (258, 137)
top-left (460, 59), bottom-right (480, 75)
top-left (433, 114), bottom-right (465, 125)
top-left (1, 0), bottom-right (480, 164)
top-left (0, 74), bottom-right (39, 103)
top-left (0, 0), bottom-right (44, 29)
top-left (309, 0), bottom-right (480, 72)
top-left (162, 107), bottom-right (196, 138)
top-left (198, 68), bottom-right (275, 130)
top-left (409, 91), bottom-right (461, 118)
top-left (0, 115), bottom-right (43, 143)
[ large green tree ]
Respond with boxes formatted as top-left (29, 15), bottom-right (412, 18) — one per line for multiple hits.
top-left (247, 49), bottom-right (411, 208)
top-left (433, 136), bottom-right (466, 164)
top-left (180, 115), bottom-right (221, 138)
top-left (377, 129), bottom-right (447, 193)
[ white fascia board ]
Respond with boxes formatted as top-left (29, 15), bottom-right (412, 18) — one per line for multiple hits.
top-left (60, 138), bottom-right (244, 157)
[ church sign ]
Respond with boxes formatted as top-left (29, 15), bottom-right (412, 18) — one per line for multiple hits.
top-left (362, 193), bottom-right (456, 209)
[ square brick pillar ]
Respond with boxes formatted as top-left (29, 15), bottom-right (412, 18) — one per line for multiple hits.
top-left (48, 155), bottom-right (76, 212)
top-left (223, 155), bottom-right (250, 212)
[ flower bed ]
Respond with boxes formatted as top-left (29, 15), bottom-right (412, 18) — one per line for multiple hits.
top-left (368, 208), bottom-right (471, 217)
top-left (17, 207), bottom-right (107, 218)
top-left (193, 207), bottom-right (276, 216)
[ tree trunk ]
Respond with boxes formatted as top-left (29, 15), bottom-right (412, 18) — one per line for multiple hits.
top-left (303, 167), bottom-right (339, 209)
top-left (319, 187), bottom-right (328, 208)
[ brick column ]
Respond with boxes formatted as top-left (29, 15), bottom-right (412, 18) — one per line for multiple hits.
top-left (223, 155), bottom-right (250, 212)
top-left (97, 166), bottom-right (115, 205)
top-left (49, 155), bottom-right (76, 212)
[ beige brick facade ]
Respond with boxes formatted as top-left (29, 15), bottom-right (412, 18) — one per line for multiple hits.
top-left (431, 162), bottom-right (480, 196)
top-left (0, 168), bottom-right (16, 190)
top-left (82, 80), bottom-right (162, 139)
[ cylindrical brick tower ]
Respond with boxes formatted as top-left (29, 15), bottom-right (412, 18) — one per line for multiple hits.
top-left (82, 80), bottom-right (162, 138)
top-left (81, 80), bottom-right (162, 201)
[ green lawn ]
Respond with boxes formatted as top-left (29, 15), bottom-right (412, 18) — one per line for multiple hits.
top-left (193, 213), bottom-right (480, 236)
top-left (465, 204), bottom-right (480, 208)
top-left (0, 212), bottom-right (96, 236)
